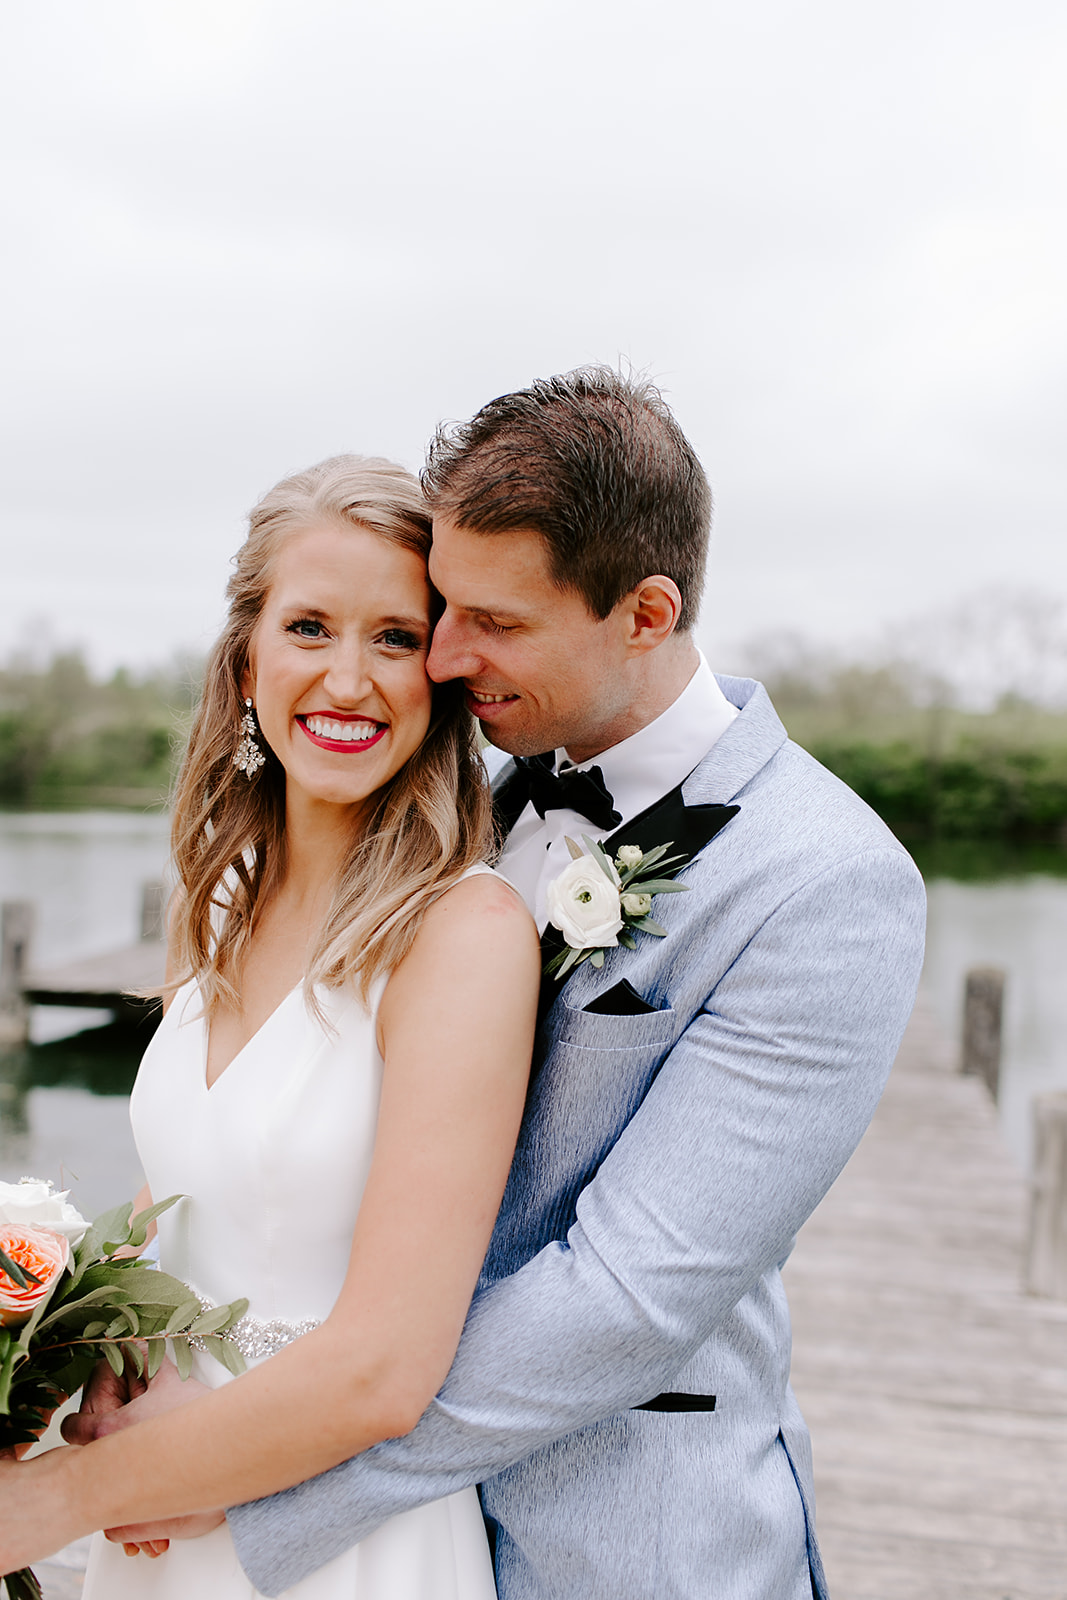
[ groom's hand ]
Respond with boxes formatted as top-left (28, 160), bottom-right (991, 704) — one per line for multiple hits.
top-left (62, 1351), bottom-right (205, 1444)
top-left (63, 1359), bottom-right (225, 1551)
top-left (60, 1350), bottom-right (148, 1445)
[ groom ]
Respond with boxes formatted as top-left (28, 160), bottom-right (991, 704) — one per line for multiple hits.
top-left (98, 369), bottom-right (926, 1596)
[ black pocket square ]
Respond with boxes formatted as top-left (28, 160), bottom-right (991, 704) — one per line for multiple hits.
top-left (583, 979), bottom-right (658, 1017)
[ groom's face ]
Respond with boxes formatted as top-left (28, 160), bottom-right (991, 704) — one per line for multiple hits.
top-left (426, 515), bottom-right (635, 761)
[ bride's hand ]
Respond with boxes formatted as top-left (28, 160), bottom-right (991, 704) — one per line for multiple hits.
top-left (104, 1507), bottom-right (226, 1553)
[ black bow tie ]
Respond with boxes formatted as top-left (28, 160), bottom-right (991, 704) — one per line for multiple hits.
top-left (513, 753), bottom-right (622, 831)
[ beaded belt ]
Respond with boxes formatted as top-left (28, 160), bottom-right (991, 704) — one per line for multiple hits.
top-left (189, 1289), bottom-right (319, 1361)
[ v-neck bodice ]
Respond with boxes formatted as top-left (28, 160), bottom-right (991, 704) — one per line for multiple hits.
top-left (130, 974), bottom-right (387, 1328)
top-left (202, 981), bottom-right (304, 1092)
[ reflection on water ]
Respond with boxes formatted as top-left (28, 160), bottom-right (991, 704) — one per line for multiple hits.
top-left (922, 871), bottom-right (1067, 1173)
top-left (0, 1015), bottom-right (157, 1217)
top-left (0, 812), bottom-right (169, 1216)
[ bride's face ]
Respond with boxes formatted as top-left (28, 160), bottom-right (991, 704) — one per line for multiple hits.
top-left (244, 520), bottom-right (435, 817)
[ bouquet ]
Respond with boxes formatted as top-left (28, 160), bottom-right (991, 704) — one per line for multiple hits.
top-left (0, 1178), bottom-right (248, 1600)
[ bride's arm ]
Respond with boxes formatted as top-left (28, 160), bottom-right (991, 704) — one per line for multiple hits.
top-left (0, 871), bottom-right (538, 1562)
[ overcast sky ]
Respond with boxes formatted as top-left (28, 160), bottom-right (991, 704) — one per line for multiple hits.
top-left (3, 0), bottom-right (1065, 679)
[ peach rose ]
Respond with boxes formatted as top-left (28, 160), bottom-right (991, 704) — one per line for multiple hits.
top-left (0, 1225), bottom-right (70, 1327)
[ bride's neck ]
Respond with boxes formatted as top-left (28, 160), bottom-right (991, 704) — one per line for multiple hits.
top-left (273, 792), bottom-right (364, 925)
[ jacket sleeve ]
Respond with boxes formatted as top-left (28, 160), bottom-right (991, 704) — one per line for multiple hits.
top-left (228, 847), bottom-right (926, 1596)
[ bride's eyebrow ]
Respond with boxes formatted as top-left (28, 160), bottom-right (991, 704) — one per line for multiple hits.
top-left (378, 613), bottom-right (430, 632)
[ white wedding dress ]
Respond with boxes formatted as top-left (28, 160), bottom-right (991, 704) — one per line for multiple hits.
top-left (82, 924), bottom-right (499, 1599)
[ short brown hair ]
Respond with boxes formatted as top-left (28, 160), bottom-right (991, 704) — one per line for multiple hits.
top-left (422, 366), bottom-right (711, 630)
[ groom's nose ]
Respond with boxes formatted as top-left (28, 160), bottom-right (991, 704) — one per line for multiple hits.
top-left (427, 610), bottom-right (480, 684)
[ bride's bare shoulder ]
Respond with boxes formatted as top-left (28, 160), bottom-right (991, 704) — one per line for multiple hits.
top-left (383, 869), bottom-right (538, 1014)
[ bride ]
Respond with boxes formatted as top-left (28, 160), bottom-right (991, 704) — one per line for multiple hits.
top-left (10, 455), bottom-right (540, 1597)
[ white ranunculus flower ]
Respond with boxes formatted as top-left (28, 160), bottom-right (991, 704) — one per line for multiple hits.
top-left (0, 1178), bottom-right (89, 1247)
top-left (615, 845), bottom-right (644, 870)
top-left (547, 856), bottom-right (624, 950)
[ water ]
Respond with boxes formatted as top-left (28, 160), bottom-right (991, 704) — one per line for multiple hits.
top-left (1, 815), bottom-right (1066, 1206)
top-left (923, 873), bottom-right (1067, 1172)
top-left (0, 812), bottom-right (170, 1218)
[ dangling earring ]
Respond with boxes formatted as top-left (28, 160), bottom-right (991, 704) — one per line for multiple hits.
top-left (233, 698), bottom-right (266, 778)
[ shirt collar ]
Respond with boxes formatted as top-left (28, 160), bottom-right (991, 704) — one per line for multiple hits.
top-left (556, 652), bottom-right (737, 826)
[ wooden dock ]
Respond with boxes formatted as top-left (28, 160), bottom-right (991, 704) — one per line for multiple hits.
top-left (1, 885), bottom-right (165, 1043)
top-left (784, 996), bottom-right (1067, 1600)
top-left (22, 939), bottom-right (166, 1013)
top-left (11, 966), bottom-right (1067, 1598)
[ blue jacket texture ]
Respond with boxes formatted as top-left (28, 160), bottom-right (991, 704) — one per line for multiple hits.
top-left (228, 676), bottom-right (927, 1598)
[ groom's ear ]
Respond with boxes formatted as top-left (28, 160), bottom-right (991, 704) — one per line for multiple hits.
top-left (622, 576), bottom-right (683, 654)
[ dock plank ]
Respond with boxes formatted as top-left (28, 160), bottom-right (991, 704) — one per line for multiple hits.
top-left (24, 941), bottom-right (166, 1008)
top-left (785, 998), bottom-right (1067, 1600)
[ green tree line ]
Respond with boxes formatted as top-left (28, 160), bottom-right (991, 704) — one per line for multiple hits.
top-left (0, 652), bottom-right (198, 809)
top-left (3, 650), bottom-right (1067, 847)
top-left (765, 662), bottom-right (1067, 845)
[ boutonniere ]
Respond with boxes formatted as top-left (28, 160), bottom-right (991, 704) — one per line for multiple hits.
top-left (544, 836), bottom-right (692, 980)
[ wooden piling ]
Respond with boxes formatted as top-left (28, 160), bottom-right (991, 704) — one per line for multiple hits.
top-left (140, 880), bottom-right (166, 942)
top-left (1027, 1090), bottom-right (1067, 1300)
top-left (0, 902), bottom-right (34, 1047)
top-left (960, 965), bottom-right (1004, 1100)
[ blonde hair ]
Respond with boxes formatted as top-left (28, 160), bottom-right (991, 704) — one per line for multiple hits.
top-left (166, 454), bottom-right (493, 1016)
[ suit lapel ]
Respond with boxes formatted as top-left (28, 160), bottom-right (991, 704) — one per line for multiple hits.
top-left (491, 759), bottom-right (529, 837)
top-left (537, 785), bottom-right (740, 1010)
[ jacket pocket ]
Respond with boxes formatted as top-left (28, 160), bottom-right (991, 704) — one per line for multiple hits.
top-left (553, 995), bottom-right (677, 1052)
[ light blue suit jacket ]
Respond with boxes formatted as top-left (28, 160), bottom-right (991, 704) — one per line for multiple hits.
top-left (228, 677), bottom-right (926, 1598)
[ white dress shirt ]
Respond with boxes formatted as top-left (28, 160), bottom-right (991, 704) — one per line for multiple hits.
top-left (498, 655), bottom-right (739, 930)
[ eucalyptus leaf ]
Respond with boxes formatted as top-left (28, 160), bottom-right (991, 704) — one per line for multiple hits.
top-left (102, 1342), bottom-right (125, 1377)
top-left (631, 879), bottom-right (689, 895)
top-left (590, 949), bottom-right (605, 967)
top-left (172, 1336), bottom-right (193, 1381)
top-left (0, 1340), bottom-right (27, 1413)
top-left (2, 1566), bottom-right (43, 1599)
top-left (581, 835), bottom-right (619, 886)
top-left (105, 1307), bottom-right (140, 1337)
top-left (146, 1337), bottom-right (166, 1381)
top-left (126, 1342), bottom-right (145, 1380)
top-left (554, 946), bottom-right (583, 980)
top-left (162, 1299), bottom-right (203, 1337)
top-left (33, 1284), bottom-right (134, 1336)
top-left (187, 1305), bottom-right (235, 1338)
top-left (81, 1320), bottom-right (108, 1340)
top-left (633, 841), bottom-right (673, 866)
top-left (73, 1202), bottom-right (133, 1275)
top-left (634, 918), bottom-right (668, 937)
top-left (125, 1194), bottom-right (183, 1251)
top-left (198, 1334), bottom-right (247, 1377)
top-left (619, 930), bottom-right (637, 949)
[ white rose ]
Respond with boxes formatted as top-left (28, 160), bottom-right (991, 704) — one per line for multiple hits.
top-left (621, 891), bottom-right (652, 918)
top-left (615, 845), bottom-right (644, 870)
top-left (547, 856), bottom-right (624, 950)
top-left (0, 1179), bottom-right (89, 1247)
